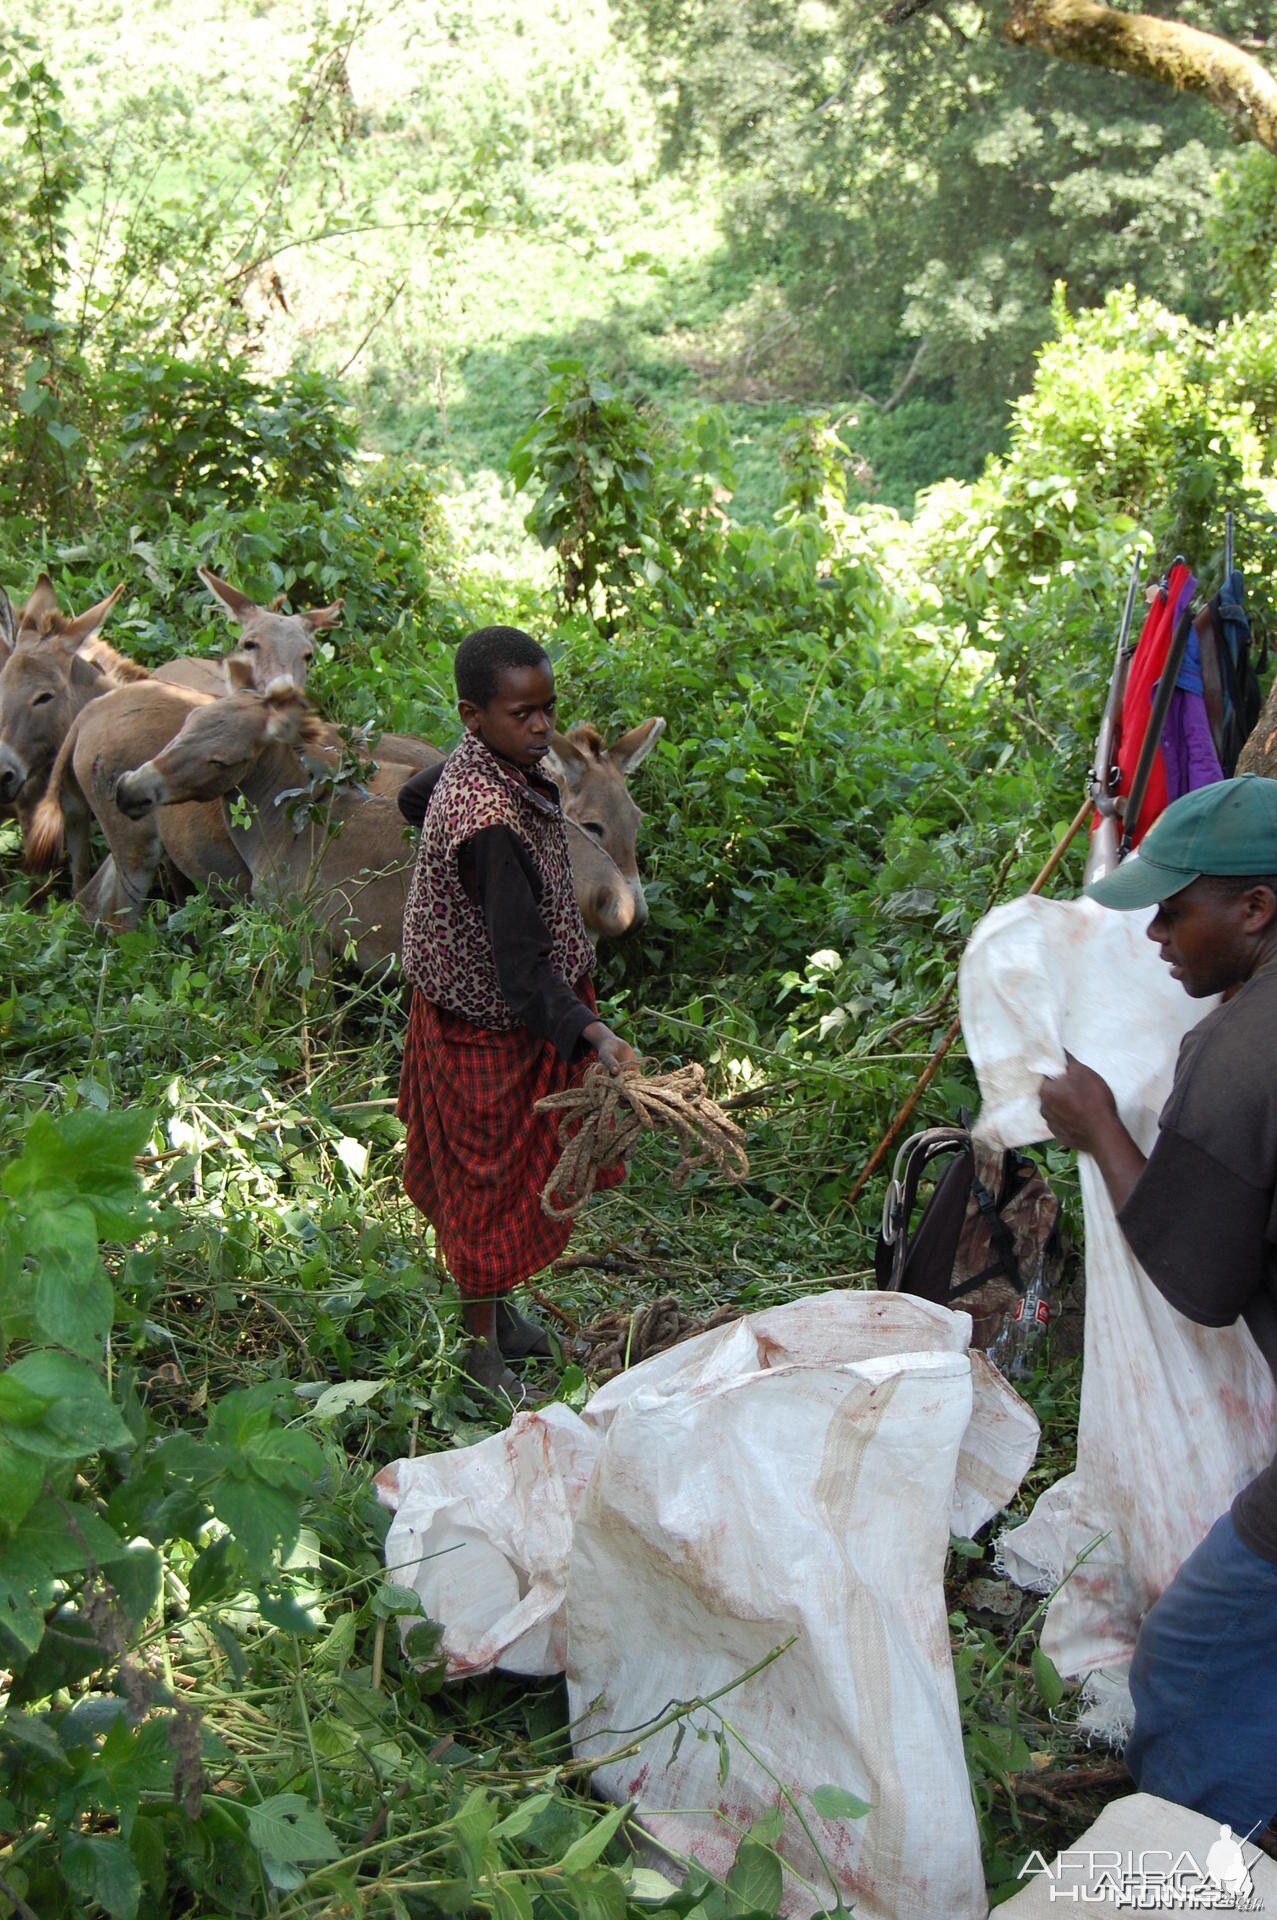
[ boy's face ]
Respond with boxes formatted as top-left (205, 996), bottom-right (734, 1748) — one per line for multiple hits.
top-left (460, 661), bottom-right (557, 772)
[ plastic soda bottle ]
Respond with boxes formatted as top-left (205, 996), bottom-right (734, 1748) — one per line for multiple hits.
top-left (991, 1263), bottom-right (1051, 1380)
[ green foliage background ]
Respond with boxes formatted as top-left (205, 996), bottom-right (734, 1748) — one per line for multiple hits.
top-left (0, 3), bottom-right (1275, 1915)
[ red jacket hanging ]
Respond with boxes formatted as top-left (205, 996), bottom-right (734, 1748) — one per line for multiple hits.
top-left (1112, 561), bottom-right (1196, 850)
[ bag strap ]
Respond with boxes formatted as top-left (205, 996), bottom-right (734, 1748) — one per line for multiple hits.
top-left (880, 1128), bottom-right (969, 1249)
top-left (878, 1128), bottom-right (970, 1294)
top-left (948, 1168), bottom-right (1023, 1300)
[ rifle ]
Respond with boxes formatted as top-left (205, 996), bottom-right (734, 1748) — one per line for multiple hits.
top-left (1083, 550), bottom-right (1143, 885)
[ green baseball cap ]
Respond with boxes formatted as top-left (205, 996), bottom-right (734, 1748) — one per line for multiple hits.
top-left (1085, 775), bottom-right (1277, 911)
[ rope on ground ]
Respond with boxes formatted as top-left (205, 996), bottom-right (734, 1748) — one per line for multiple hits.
top-left (578, 1296), bottom-right (744, 1381)
top-left (535, 1060), bottom-right (750, 1220)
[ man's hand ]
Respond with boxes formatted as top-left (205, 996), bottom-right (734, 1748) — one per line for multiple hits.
top-left (583, 1021), bottom-right (638, 1075)
top-left (1039, 1051), bottom-right (1120, 1153)
top-left (1039, 1050), bottom-right (1146, 1210)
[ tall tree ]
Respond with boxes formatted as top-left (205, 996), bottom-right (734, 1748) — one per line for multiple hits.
top-left (996, 1), bottom-right (1277, 151)
top-left (613, 0), bottom-right (1276, 495)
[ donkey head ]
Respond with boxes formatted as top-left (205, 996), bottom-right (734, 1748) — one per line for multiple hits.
top-left (115, 681), bottom-right (326, 818)
top-left (0, 579), bottom-right (127, 802)
top-left (199, 567), bottom-right (342, 693)
top-left (544, 717), bottom-right (665, 937)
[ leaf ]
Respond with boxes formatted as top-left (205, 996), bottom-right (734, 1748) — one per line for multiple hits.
top-left (726, 1839), bottom-right (783, 1913)
top-left (451, 1785), bottom-right (498, 1880)
top-left (1032, 1645), bottom-right (1066, 1710)
top-left (0, 1443), bottom-right (44, 1533)
top-left (629, 1868), bottom-right (683, 1903)
top-left (567, 1866), bottom-right (629, 1920)
top-left (211, 1474), bottom-right (300, 1569)
top-left (62, 1832), bottom-right (141, 1919)
top-left (187, 1533), bottom-right (238, 1609)
top-left (303, 1378), bottom-right (384, 1419)
top-left (3, 1353), bottom-right (133, 1460)
top-left (246, 1792), bottom-right (341, 1866)
top-left (4, 1108), bottom-right (154, 1237)
top-left (557, 1802), bottom-right (628, 1876)
top-left (0, 1709), bottom-right (67, 1763)
top-left (335, 1135), bottom-right (369, 1180)
top-left (28, 1201), bottom-right (113, 1354)
top-left (257, 1586), bottom-right (321, 1633)
top-left (240, 1425), bottom-right (325, 1490)
top-left (493, 1877), bottom-right (535, 1920)
top-left (810, 1784), bottom-right (873, 1821)
top-left (492, 1791), bottom-right (554, 1839)
top-left (0, 1370), bottom-right (52, 1428)
top-left (745, 1808), bottom-right (784, 1847)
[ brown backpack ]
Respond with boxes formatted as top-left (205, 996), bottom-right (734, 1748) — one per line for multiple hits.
top-left (874, 1127), bottom-right (1062, 1349)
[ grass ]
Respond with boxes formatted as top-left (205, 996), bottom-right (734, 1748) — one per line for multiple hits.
top-left (0, 861), bottom-right (1117, 1908)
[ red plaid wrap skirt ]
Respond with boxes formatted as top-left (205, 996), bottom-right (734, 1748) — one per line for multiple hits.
top-left (397, 983), bottom-right (624, 1298)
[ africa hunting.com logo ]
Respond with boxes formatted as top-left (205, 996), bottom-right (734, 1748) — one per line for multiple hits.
top-left (1017, 1823), bottom-right (1264, 1908)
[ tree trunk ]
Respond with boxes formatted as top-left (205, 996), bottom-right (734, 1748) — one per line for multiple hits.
top-left (1000, 0), bottom-right (1277, 154)
top-left (1236, 685), bottom-right (1277, 780)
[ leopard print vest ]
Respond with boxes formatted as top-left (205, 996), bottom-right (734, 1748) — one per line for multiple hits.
top-left (400, 728), bottom-right (595, 1029)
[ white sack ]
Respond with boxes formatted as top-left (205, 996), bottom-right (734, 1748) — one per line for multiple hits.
top-left (997, 1791), bottom-right (1277, 1914)
top-left (375, 1402), bottom-right (598, 1677)
top-left (566, 1292), bottom-right (1039, 1920)
top-left (960, 893), bottom-right (1277, 1684)
top-left (376, 1292), bottom-right (1036, 1687)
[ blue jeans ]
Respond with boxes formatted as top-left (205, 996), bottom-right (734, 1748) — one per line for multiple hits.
top-left (1126, 1511), bottom-right (1277, 1836)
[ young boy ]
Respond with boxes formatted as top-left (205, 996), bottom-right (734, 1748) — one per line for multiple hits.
top-left (397, 626), bottom-right (635, 1397)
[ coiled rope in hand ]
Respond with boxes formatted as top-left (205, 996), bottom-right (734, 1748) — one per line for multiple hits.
top-left (535, 1060), bottom-right (750, 1220)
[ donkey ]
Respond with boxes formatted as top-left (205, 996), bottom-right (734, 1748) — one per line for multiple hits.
top-left (152, 568), bottom-right (343, 698)
top-left (545, 720), bottom-right (663, 936)
top-left (0, 578), bottom-right (138, 861)
top-left (113, 690), bottom-right (663, 953)
top-left (36, 685), bottom-right (662, 965)
top-left (103, 686), bottom-right (416, 970)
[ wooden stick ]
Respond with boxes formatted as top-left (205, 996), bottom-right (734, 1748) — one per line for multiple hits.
top-left (844, 795), bottom-right (1093, 1210)
top-left (527, 1284), bottom-right (582, 1333)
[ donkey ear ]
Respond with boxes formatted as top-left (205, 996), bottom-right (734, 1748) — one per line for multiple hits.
top-left (0, 588), bottom-right (15, 660)
top-left (53, 583), bottom-right (126, 657)
top-left (18, 573), bottom-right (59, 631)
top-left (544, 731), bottom-right (588, 792)
top-left (300, 599), bottom-right (342, 634)
top-left (224, 653), bottom-right (256, 691)
top-left (608, 716), bottom-right (665, 775)
top-left (198, 567), bottom-right (260, 624)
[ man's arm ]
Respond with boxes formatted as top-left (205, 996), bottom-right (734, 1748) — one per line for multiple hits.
top-left (1038, 1051), bottom-right (1147, 1210)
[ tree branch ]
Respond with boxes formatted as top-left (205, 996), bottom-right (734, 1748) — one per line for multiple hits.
top-left (999, 0), bottom-right (1277, 153)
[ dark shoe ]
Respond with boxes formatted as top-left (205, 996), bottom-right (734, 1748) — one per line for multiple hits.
top-left (495, 1298), bottom-right (553, 1360)
top-left (462, 1338), bottom-right (523, 1399)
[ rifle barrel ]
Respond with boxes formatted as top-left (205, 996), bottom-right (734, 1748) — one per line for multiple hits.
top-left (1092, 549), bottom-right (1143, 811)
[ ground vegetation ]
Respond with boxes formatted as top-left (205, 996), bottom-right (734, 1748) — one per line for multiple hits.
top-left (0, 11), bottom-right (1275, 1917)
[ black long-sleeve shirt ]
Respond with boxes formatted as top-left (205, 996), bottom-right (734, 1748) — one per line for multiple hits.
top-left (398, 760), bottom-right (596, 1063)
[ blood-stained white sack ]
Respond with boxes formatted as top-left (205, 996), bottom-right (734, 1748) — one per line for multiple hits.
top-left (960, 893), bottom-right (1277, 1691)
top-left (375, 1403), bottom-right (599, 1678)
top-left (566, 1293), bottom-right (1039, 1920)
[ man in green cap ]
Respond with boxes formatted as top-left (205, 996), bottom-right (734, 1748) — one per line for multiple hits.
top-left (1040, 774), bottom-right (1277, 1836)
